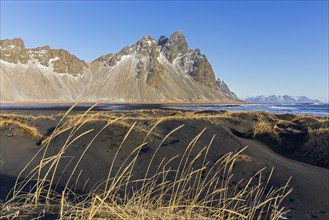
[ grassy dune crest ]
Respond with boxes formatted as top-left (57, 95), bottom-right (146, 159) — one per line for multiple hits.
top-left (0, 115), bottom-right (42, 139)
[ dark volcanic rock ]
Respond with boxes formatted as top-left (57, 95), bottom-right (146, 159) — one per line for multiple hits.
top-left (159, 33), bottom-right (219, 90)
top-left (186, 53), bottom-right (218, 89)
top-left (161, 32), bottom-right (190, 63)
top-left (157, 35), bottom-right (168, 47)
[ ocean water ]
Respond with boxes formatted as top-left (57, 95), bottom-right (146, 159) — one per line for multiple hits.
top-left (163, 103), bottom-right (329, 117)
top-left (1, 103), bottom-right (328, 116)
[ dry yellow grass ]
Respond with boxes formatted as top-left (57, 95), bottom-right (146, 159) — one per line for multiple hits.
top-left (0, 112), bottom-right (56, 139)
top-left (0, 112), bottom-right (55, 121)
top-left (0, 118), bottom-right (41, 139)
top-left (309, 127), bottom-right (329, 135)
top-left (296, 114), bottom-right (329, 122)
top-left (252, 115), bottom-right (286, 142)
top-left (253, 120), bottom-right (274, 136)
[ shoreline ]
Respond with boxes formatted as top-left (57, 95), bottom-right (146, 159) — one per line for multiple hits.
top-left (0, 100), bottom-right (244, 105)
top-left (1, 102), bottom-right (328, 117)
top-left (2, 101), bottom-right (327, 105)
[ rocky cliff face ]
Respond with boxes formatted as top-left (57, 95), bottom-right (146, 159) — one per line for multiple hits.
top-left (98, 36), bottom-right (164, 87)
top-left (0, 33), bottom-right (239, 102)
top-left (0, 39), bottom-right (87, 75)
top-left (160, 32), bottom-right (189, 63)
top-left (0, 38), bottom-right (29, 64)
top-left (216, 78), bottom-right (238, 99)
top-left (158, 32), bottom-right (218, 89)
top-left (28, 46), bottom-right (87, 75)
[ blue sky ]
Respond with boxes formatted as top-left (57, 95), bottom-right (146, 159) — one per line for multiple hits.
top-left (1, 0), bottom-right (328, 102)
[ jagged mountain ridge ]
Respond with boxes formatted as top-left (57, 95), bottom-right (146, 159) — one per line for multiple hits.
top-left (0, 38), bottom-right (87, 75)
top-left (0, 32), bottom-right (238, 102)
top-left (216, 78), bottom-right (238, 99)
top-left (244, 95), bottom-right (322, 104)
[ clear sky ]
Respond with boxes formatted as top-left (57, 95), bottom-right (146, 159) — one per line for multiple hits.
top-left (1, 0), bottom-right (328, 102)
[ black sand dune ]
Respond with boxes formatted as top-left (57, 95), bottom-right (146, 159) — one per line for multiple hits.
top-left (0, 110), bottom-right (328, 219)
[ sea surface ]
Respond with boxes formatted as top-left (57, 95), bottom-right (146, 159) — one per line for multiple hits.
top-left (0, 103), bottom-right (328, 116)
top-left (165, 103), bottom-right (329, 117)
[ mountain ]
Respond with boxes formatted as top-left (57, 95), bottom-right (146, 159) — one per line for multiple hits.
top-left (216, 78), bottom-right (238, 99)
top-left (0, 32), bottom-right (238, 103)
top-left (244, 95), bottom-right (322, 104)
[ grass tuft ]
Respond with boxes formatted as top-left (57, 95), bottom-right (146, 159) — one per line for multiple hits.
top-left (0, 118), bottom-right (41, 139)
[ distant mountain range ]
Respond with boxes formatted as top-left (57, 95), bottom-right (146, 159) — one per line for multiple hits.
top-left (0, 32), bottom-right (238, 103)
top-left (244, 95), bottom-right (322, 104)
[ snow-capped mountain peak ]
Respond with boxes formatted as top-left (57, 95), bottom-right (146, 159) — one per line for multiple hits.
top-left (244, 95), bottom-right (322, 104)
